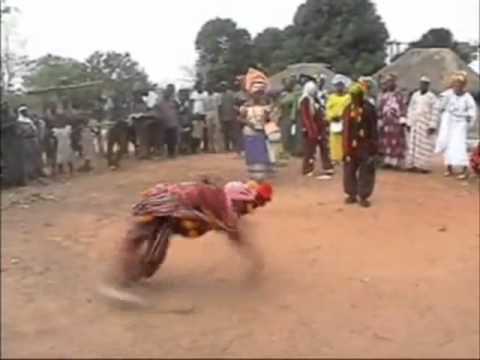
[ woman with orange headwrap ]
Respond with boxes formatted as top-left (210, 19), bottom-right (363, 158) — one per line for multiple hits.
top-left (239, 68), bottom-right (274, 181)
top-left (434, 71), bottom-right (477, 179)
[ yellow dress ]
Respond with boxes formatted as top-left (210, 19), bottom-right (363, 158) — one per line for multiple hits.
top-left (326, 93), bottom-right (351, 162)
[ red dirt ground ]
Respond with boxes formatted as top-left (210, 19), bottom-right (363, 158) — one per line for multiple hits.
top-left (1, 154), bottom-right (479, 358)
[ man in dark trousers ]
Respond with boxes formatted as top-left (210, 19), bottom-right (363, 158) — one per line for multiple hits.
top-left (342, 83), bottom-right (379, 208)
top-left (218, 82), bottom-right (237, 152)
top-left (106, 119), bottom-right (129, 170)
top-left (178, 88), bottom-right (193, 154)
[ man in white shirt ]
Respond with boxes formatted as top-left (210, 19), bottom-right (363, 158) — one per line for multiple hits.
top-left (190, 81), bottom-right (209, 152)
top-left (204, 87), bottom-right (223, 153)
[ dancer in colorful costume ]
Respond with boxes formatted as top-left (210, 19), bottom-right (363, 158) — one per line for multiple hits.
top-left (102, 179), bottom-right (273, 302)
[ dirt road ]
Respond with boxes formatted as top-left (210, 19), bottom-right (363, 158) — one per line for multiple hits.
top-left (1, 154), bottom-right (479, 358)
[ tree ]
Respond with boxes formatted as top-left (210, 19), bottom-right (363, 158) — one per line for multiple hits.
top-left (253, 27), bottom-right (285, 73)
top-left (84, 51), bottom-right (153, 110)
top-left (23, 51), bottom-right (153, 113)
top-left (410, 28), bottom-right (454, 48)
top-left (275, 0), bottom-right (389, 77)
top-left (410, 28), bottom-right (476, 63)
top-left (23, 54), bottom-right (97, 111)
top-left (195, 18), bottom-right (254, 87)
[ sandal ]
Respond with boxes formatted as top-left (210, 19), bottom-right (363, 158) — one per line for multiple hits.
top-left (457, 173), bottom-right (469, 180)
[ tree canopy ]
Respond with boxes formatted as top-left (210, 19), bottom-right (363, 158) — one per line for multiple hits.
top-left (276, 0), bottom-right (389, 77)
top-left (408, 28), bottom-right (477, 63)
top-left (84, 51), bottom-right (153, 105)
top-left (22, 51), bottom-right (153, 112)
top-left (253, 27), bottom-right (285, 73)
top-left (195, 18), bottom-right (254, 88)
top-left (196, 0), bottom-right (389, 83)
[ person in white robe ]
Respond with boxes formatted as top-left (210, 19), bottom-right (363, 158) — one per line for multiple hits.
top-left (435, 72), bottom-right (477, 179)
top-left (405, 76), bottom-right (438, 173)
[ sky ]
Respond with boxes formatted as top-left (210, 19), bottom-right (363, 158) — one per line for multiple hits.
top-left (4, 0), bottom-right (480, 86)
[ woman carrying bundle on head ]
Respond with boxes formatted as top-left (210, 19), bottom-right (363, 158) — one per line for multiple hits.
top-left (101, 179), bottom-right (273, 302)
top-left (239, 68), bottom-right (275, 181)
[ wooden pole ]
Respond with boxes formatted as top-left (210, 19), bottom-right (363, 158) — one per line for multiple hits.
top-left (25, 81), bottom-right (103, 95)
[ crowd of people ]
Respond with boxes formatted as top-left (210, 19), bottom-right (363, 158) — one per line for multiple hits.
top-left (285, 70), bottom-right (479, 205)
top-left (99, 67), bottom-right (479, 302)
top-left (1, 68), bottom-right (479, 208)
top-left (0, 80), bottom-right (248, 187)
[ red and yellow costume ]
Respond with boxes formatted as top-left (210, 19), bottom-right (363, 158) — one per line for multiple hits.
top-left (471, 145), bottom-right (480, 176)
top-left (116, 180), bottom-right (273, 284)
top-left (299, 82), bottom-right (333, 175)
top-left (342, 83), bottom-right (378, 202)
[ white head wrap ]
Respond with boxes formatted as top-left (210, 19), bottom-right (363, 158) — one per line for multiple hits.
top-left (420, 75), bottom-right (431, 83)
top-left (298, 81), bottom-right (318, 107)
top-left (18, 105), bottom-right (28, 114)
top-left (331, 74), bottom-right (351, 87)
top-left (303, 81), bottom-right (318, 97)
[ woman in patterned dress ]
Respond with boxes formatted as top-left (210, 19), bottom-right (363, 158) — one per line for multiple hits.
top-left (378, 74), bottom-right (408, 169)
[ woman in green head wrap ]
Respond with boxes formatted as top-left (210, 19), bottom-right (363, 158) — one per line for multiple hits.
top-left (342, 83), bottom-right (379, 208)
top-left (349, 83), bottom-right (365, 102)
